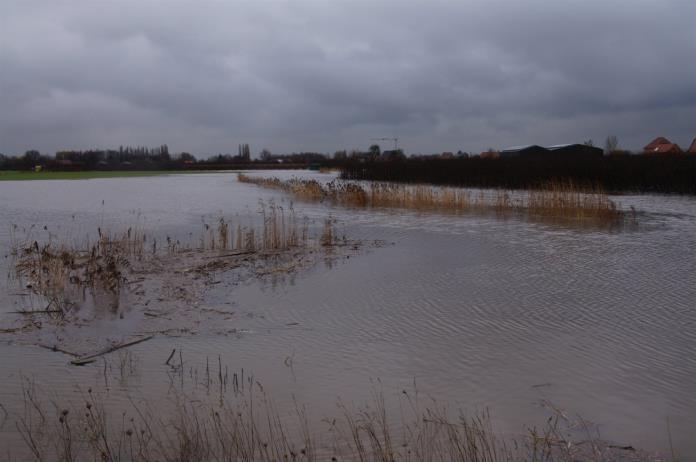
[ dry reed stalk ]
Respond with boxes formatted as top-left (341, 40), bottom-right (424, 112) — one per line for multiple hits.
top-left (320, 218), bottom-right (335, 246)
top-left (218, 218), bottom-right (230, 250)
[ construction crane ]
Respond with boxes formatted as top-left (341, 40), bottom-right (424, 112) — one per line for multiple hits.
top-left (371, 137), bottom-right (399, 151)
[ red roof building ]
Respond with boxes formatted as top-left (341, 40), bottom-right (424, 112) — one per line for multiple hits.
top-left (650, 143), bottom-right (682, 154)
top-left (688, 138), bottom-right (696, 153)
top-left (643, 136), bottom-right (671, 153)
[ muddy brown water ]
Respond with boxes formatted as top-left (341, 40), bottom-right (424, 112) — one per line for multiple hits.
top-left (0, 171), bottom-right (694, 456)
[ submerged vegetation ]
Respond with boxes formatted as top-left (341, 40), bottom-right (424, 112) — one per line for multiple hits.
top-left (12, 204), bottom-right (309, 310)
top-left (4, 202), bottom-right (351, 351)
top-left (238, 174), bottom-right (623, 223)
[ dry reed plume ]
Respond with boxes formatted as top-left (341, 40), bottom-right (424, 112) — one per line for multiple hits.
top-left (238, 174), bottom-right (623, 223)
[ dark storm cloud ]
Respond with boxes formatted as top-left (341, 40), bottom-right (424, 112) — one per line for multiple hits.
top-left (1, 0), bottom-right (694, 155)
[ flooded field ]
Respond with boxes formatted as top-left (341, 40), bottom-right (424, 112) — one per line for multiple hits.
top-left (0, 171), bottom-right (694, 458)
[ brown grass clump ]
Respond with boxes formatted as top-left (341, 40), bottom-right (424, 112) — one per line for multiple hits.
top-left (239, 174), bottom-right (624, 223)
top-left (13, 228), bottom-right (144, 315)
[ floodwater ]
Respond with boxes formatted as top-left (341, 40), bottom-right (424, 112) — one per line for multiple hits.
top-left (0, 171), bottom-right (695, 456)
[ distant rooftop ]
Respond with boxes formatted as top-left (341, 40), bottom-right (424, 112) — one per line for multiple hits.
top-left (644, 137), bottom-right (671, 151)
top-left (501, 144), bottom-right (544, 152)
top-left (688, 137), bottom-right (696, 153)
top-left (652, 143), bottom-right (682, 153)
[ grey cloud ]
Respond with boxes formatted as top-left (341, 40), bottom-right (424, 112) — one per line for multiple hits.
top-left (1, 0), bottom-right (694, 156)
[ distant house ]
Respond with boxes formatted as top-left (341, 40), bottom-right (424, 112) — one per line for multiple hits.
top-left (480, 150), bottom-right (500, 159)
top-left (499, 145), bottom-right (548, 158)
top-left (643, 137), bottom-right (671, 152)
top-left (440, 152), bottom-right (454, 159)
top-left (688, 138), bottom-right (696, 153)
top-left (649, 143), bottom-right (682, 154)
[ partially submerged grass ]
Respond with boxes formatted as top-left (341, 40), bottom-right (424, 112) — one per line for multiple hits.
top-left (12, 378), bottom-right (663, 461)
top-left (237, 175), bottom-right (623, 224)
top-left (10, 202), bottom-right (337, 321)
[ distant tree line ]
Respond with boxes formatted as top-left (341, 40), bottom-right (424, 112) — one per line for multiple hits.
top-left (0, 142), bottom-right (419, 173)
top-left (7, 140), bottom-right (693, 194)
top-left (1, 145), bottom-right (178, 171)
top-left (0, 144), bottom-right (335, 171)
top-left (339, 154), bottom-right (696, 194)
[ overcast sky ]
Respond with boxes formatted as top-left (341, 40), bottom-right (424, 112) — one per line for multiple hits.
top-left (1, 0), bottom-right (695, 156)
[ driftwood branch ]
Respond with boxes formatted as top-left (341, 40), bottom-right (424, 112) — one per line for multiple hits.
top-left (11, 309), bottom-right (63, 315)
top-left (202, 250), bottom-right (255, 259)
top-left (165, 348), bottom-right (176, 365)
top-left (37, 344), bottom-right (81, 357)
top-left (0, 328), bottom-right (21, 334)
top-left (71, 335), bottom-right (154, 366)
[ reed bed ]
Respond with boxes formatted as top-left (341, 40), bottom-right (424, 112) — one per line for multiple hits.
top-left (527, 181), bottom-right (619, 221)
top-left (238, 174), bottom-right (623, 223)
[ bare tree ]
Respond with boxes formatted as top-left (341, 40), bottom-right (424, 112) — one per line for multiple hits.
top-left (368, 144), bottom-right (381, 160)
top-left (604, 136), bottom-right (619, 154)
top-left (260, 149), bottom-right (272, 161)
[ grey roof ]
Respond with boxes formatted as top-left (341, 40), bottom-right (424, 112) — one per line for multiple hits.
top-left (501, 144), bottom-right (544, 152)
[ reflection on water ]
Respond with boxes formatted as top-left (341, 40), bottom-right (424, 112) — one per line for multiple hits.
top-left (1, 171), bottom-right (695, 456)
